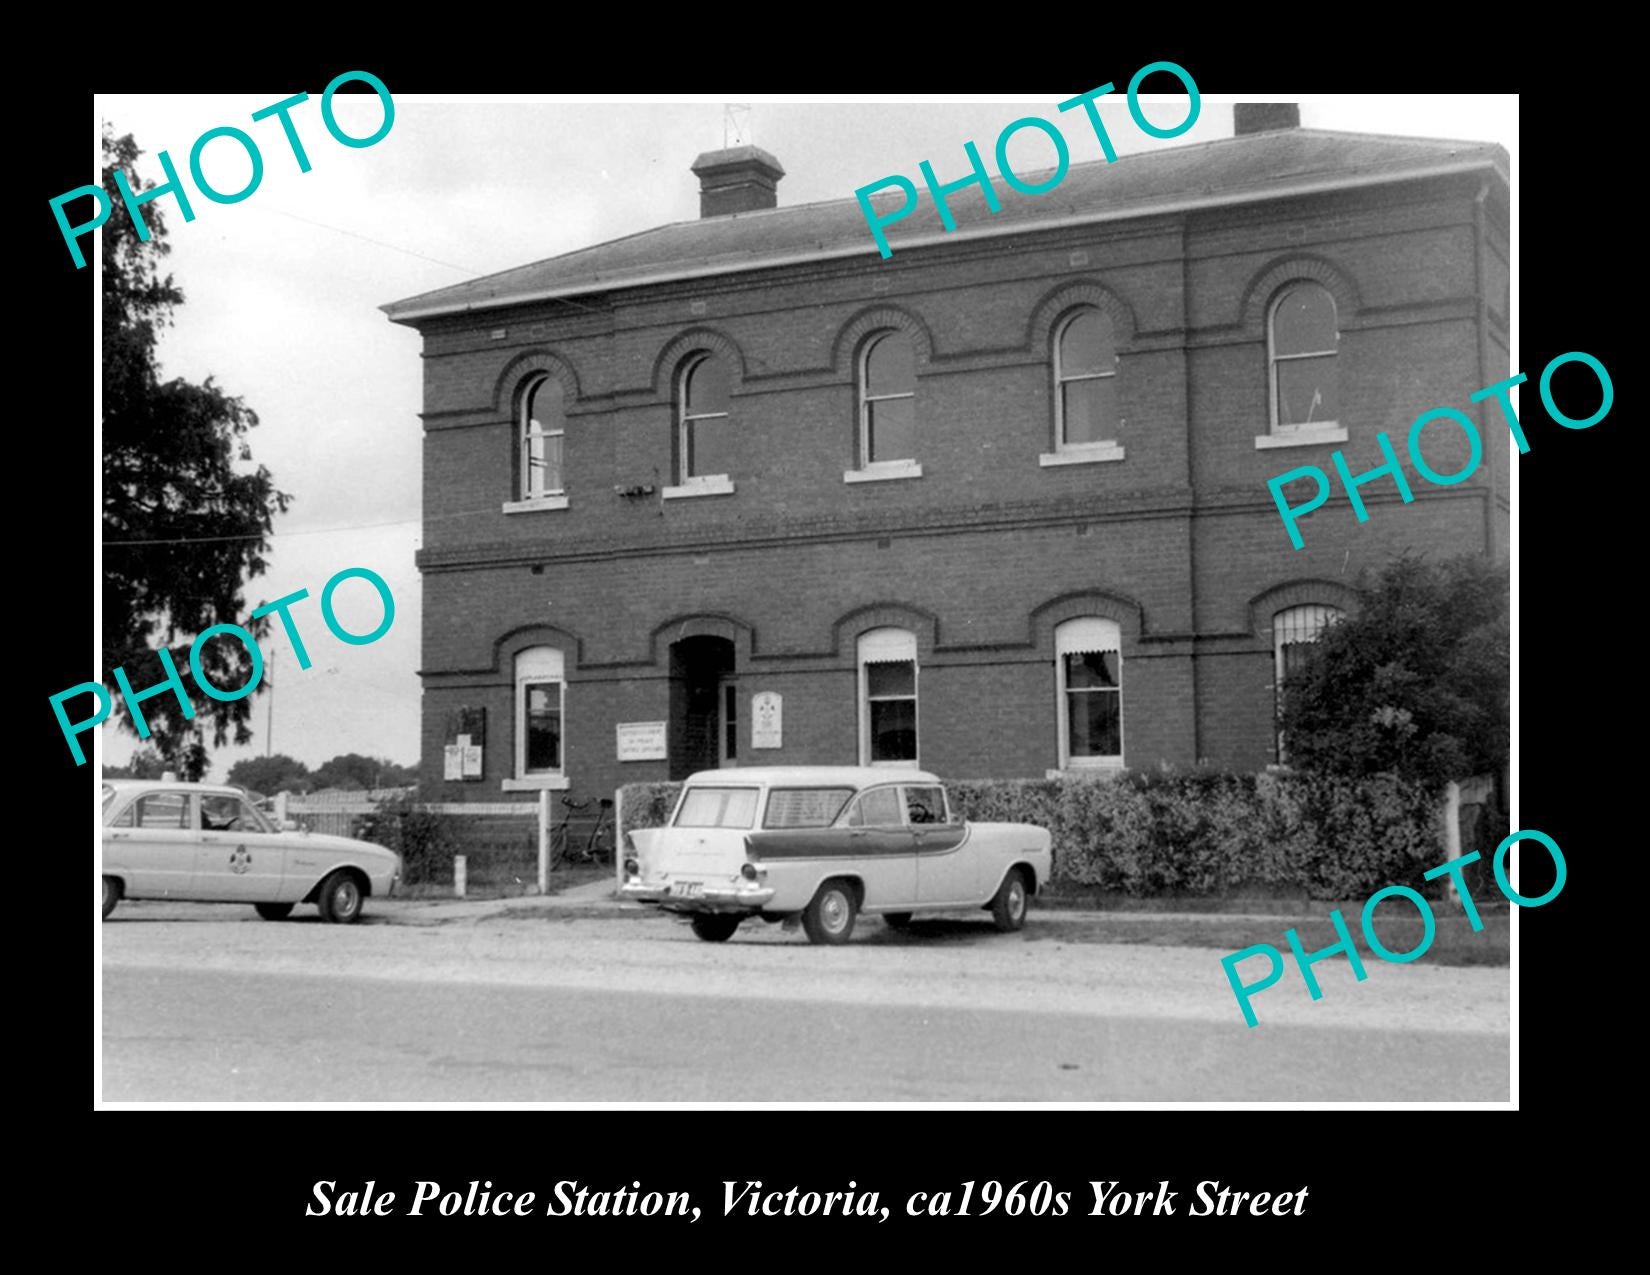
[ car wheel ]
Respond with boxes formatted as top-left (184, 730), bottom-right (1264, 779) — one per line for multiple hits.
top-left (102, 876), bottom-right (120, 921)
top-left (690, 914), bottom-right (741, 943)
top-left (802, 879), bottom-right (858, 946)
top-left (990, 868), bottom-right (1029, 933)
top-left (255, 902), bottom-right (295, 921)
top-left (316, 870), bottom-right (364, 925)
top-left (883, 912), bottom-right (913, 929)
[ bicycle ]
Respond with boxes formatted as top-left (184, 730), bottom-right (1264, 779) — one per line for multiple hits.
top-left (550, 796), bottom-right (614, 867)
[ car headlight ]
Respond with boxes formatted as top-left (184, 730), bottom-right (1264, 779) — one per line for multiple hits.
top-left (623, 857), bottom-right (640, 878)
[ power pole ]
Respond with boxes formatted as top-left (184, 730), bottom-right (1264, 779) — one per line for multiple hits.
top-left (265, 647), bottom-right (275, 757)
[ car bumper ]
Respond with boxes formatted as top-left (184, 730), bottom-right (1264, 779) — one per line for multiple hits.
top-left (620, 881), bottom-right (776, 911)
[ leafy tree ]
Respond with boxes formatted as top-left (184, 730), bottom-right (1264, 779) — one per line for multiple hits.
top-left (311, 754), bottom-right (416, 791)
top-left (226, 753), bottom-right (313, 795)
top-left (102, 747), bottom-right (170, 779)
top-left (98, 128), bottom-right (291, 772)
top-left (1278, 554), bottom-right (1508, 791)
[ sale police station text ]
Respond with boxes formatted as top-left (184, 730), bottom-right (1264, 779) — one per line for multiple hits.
top-left (305, 1179), bottom-right (1308, 1221)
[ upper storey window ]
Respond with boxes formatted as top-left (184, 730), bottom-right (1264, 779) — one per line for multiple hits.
top-left (1258, 282), bottom-right (1345, 449)
top-left (522, 375), bottom-right (565, 499)
top-left (1041, 307), bottom-right (1124, 467)
top-left (666, 353), bottom-right (737, 499)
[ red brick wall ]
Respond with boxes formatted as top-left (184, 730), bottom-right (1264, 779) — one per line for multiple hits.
top-left (406, 173), bottom-right (1508, 803)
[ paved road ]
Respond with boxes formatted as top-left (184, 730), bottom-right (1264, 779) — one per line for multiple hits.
top-left (100, 901), bottom-right (1510, 1102)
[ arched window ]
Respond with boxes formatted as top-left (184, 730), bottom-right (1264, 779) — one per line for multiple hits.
top-left (514, 647), bottom-right (565, 783)
top-left (1273, 604), bottom-right (1343, 760)
top-left (1055, 618), bottom-right (1123, 767)
top-left (859, 330), bottom-right (916, 467)
top-left (1268, 283), bottom-right (1339, 435)
top-left (520, 375), bottom-right (565, 500)
top-left (677, 353), bottom-right (733, 486)
top-left (857, 627), bottom-right (918, 767)
top-left (1054, 308), bottom-right (1118, 452)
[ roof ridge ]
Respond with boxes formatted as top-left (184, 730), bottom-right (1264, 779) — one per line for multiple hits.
top-left (385, 128), bottom-right (1509, 317)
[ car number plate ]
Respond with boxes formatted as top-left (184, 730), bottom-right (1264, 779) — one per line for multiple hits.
top-left (670, 880), bottom-right (703, 898)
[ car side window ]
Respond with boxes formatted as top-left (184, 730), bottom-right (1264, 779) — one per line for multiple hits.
top-left (235, 797), bottom-right (274, 834)
top-left (902, 785), bottom-right (947, 825)
top-left (842, 786), bottom-right (904, 828)
top-left (200, 794), bottom-right (264, 833)
top-left (135, 793), bottom-right (190, 829)
top-left (199, 794), bottom-right (270, 833)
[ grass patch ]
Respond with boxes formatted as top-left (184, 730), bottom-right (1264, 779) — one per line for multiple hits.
top-left (1022, 909), bottom-right (1509, 967)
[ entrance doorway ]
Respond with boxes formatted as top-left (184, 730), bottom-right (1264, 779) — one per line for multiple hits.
top-left (668, 635), bottom-right (736, 780)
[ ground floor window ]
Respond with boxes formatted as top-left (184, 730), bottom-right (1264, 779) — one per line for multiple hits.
top-left (515, 646), bottom-right (565, 779)
top-left (858, 627), bottom-right (918, 766)
top-left (1273, 604), bottom-right (1342, 761)
top-left (1056, 617), bottom-right (1123, 767)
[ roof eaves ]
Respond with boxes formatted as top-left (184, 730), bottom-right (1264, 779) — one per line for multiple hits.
top-left (381, 154), bottom-right (1506, 325)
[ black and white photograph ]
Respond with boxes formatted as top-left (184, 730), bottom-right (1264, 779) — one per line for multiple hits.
top-left (78, 85), bottom-right (1535, 1115)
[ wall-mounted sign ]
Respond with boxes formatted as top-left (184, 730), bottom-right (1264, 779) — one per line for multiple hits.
top-left (616, 721), bottom-right (668, 762)
top-left (751, 692), bottom-right (782, 749)
top-left (446, 706), bottom-right (486, 783)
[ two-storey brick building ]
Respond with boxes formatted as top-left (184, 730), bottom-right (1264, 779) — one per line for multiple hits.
top-left (383, 105), bottom-right (1510, 806)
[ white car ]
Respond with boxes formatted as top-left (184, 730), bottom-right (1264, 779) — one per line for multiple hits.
top-left (100, 780), bottom-right (401, 924)
top-left (620, 766), bottom-right (1053, 944)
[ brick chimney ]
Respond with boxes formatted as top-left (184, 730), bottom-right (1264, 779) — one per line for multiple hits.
top-left (690, 145), bottom-right (785, 218)
top-left (1234, 103), bottom-right (1301, 135)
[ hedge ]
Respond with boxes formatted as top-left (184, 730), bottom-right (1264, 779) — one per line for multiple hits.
top-left (618, 770), bottom-right (1447, 901)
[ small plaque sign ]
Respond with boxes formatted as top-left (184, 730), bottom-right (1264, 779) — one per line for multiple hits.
top-left (751, 692), bottom-right (782, 749)
top-left (616, 721), bottom-right (668, 762)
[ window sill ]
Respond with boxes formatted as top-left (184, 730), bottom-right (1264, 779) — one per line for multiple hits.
top-left (662, 475), bottom-right (735, 500)
top-left (1254, 424), bottom-right (1347, 450)
top-left (1039, 443), bottom-right (1125, 467)
top-left (1046, 761), bottom-right (1125, 778)
top-left (502, 494), bottom-right (569, 514)
top-left (502, 775), bottom-right (571, 792)
top-left (844, 460), bottom-right (923, 484)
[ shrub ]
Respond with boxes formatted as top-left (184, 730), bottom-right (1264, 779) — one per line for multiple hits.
top-left (615, 770), bottom-right (1444, 901)
top-left (357, 792), bottom-right (455, 886)
top-left (618, 783), bottom-right (683, 841)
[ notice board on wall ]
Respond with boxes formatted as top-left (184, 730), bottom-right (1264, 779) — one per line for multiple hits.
top-left (444, 706), bottom-right (486, 782)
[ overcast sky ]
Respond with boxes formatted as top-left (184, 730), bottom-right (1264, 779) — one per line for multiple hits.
top-left (92, 93), bottom-right (1518, 781)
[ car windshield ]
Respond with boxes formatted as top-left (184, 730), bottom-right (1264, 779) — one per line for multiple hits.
top-left (763, 788), bottom-right (854, 829)
top-left (674, 787), bottom-right (760, 829)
